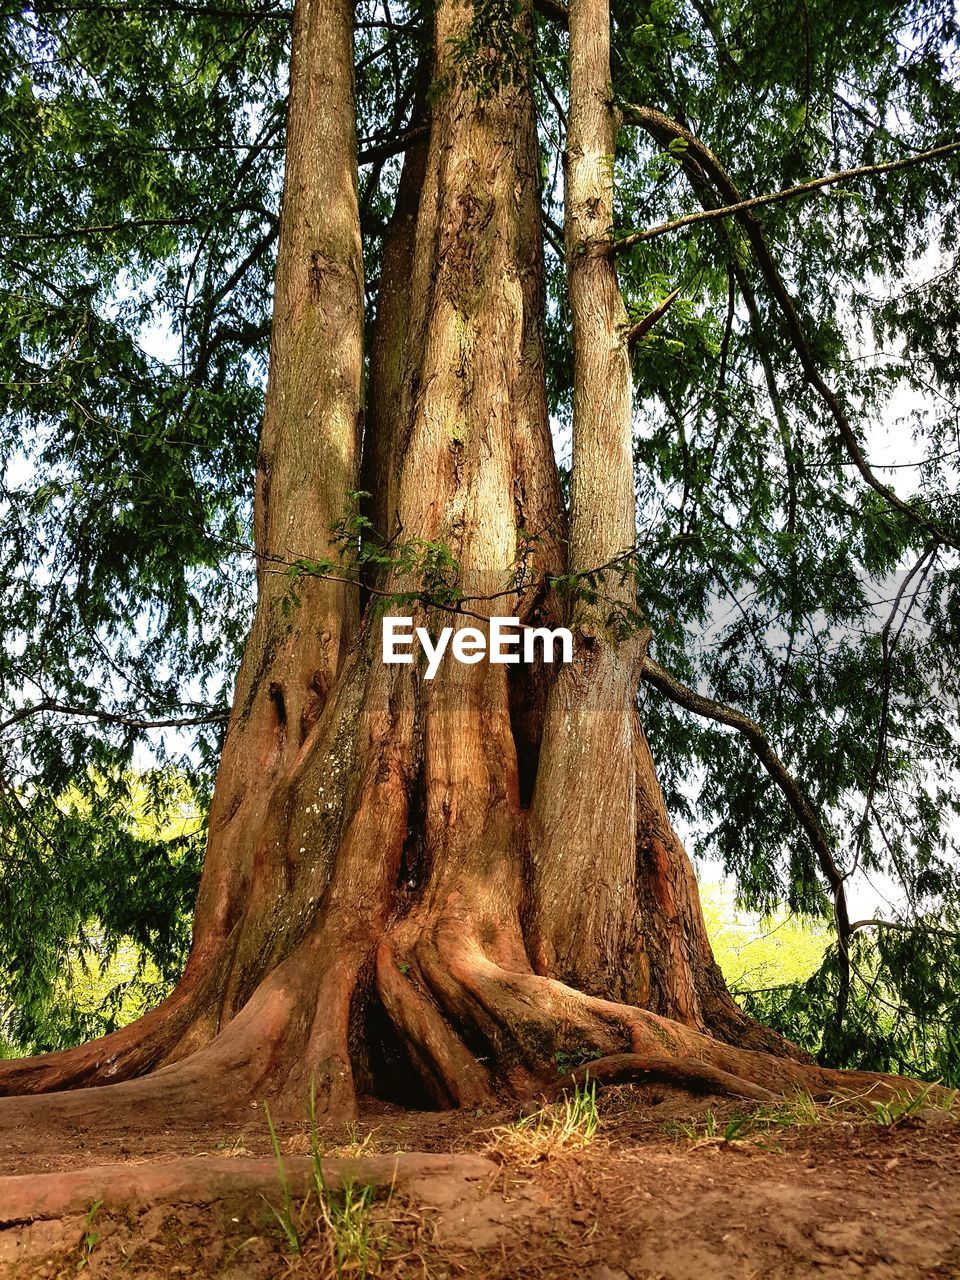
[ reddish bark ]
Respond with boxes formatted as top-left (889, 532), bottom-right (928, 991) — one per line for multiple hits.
top-left (0, 1154), bottom-right (495, 1225)
top-left (0, 0), bottom-right (914, 1139)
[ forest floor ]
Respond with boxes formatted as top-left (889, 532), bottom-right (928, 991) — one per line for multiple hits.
top-left (0, 1084), bottom-right (957, 1279)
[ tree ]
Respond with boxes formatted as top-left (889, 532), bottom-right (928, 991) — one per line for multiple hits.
top-left (1, 0), bottom-right (959, 1128)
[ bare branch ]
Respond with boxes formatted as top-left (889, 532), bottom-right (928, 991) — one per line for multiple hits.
top-left (626, 286), bottom-right (681, 346)
top-left (359, 126), bottom-right (429, 168)
top-left (616, 130), bottom-right (960, 250)
top-left (0, 701), bottom-right (228, 735)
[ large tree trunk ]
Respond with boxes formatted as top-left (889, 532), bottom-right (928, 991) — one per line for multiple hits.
top-left (0, 0), bottom-right (910, 1129)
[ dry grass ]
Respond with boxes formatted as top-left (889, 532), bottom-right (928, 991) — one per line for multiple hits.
top-left (286, 1122), bottom-right (381, 1159)
top-left (485, 1080), bottom-right (600, 1166)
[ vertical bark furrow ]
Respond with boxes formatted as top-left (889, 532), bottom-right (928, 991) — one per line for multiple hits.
top-left (0, 0), bottom-right (823, 1119)
top-left (186, 0), bottom-right (367, 978)
top-left (362, 64), bottom-right (431, 542)
top-left (527, 0), bottom-right (642, 1001)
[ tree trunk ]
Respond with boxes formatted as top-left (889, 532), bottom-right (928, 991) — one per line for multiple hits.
top-left (0, 0), bottom-right (911, 1129)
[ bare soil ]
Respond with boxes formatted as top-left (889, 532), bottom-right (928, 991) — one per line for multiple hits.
top-left (0, 1087), bottom-right (957, 1279)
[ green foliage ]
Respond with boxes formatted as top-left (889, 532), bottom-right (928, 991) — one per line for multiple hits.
top-left (0, 0), bottom-right (287, 1050)
top-left (701, 882), bottom-right (830, 991)
top-left (0, 770), bottom-right (202, 1054)
top-left (263, 1100), bottom-right (301, 1254)
top-left (704, 886), bottom-right (960, 1085)
top-left (553, 1044), bottom-right (599, 1074)
top-left (596, 0), bottom-right (960, 1080)
top-left (738, 920), bottom-right (960, 1086)
top-left (289, 493), bottom-right (471, 615)
top-left (864, 1082), bottom-right (933, 1127)
top-left (669, 1108), bottom-right (756, 1144)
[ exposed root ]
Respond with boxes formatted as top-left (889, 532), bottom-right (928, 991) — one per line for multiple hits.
top-left (0, 963), bottom-right (215, 1097)
top-left (538, 1053), bottom-right (778, 1103)
top-left (0, 1152), bottom-right (496, 1227)
top-left (0, 939), bottom-right (930, 1151)
top-left (0, 967), bottom-right (298, 1135)
top-left (375, 940), bottom-right (493, 1108)
top-left (378, 912), bottom-right (923, 1115)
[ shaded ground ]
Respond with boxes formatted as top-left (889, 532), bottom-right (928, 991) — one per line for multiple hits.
top-left (0, 1086), bottom-right (957, 1278)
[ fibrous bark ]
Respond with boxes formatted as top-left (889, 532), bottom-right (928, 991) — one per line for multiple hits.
top-left (0, 0), bottom-right (917, 1134)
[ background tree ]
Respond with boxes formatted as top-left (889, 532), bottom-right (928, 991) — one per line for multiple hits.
top-left (0, 0), bottom-right (958, 1118)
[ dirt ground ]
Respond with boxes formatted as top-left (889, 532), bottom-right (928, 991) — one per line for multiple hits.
top-left (0, 1085), bottom-right (957, 1279)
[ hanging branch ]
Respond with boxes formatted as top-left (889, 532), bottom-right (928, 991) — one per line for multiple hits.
top-left (621, 106), bottom-right (960, 554)
top-left (640, 654), bottom-right (853, 1029)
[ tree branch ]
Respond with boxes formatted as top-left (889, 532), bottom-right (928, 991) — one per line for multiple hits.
top-left (10, 197), bottom-right (279, 242)
top-left (626, 286), bottom-right (681, 347)
top-left (849, 917), bottom-right (960, 938)
top-left (22, 3), bottom-right (291, 18)
top-left (358, 126), bottom-right (429, 168)
top-left (614, 135), bottom-right (960, 249)
top-left (640, 654), bottom-right (852, 1024)
top-left (623, 105), bottom-right (960, 553)
top-left (0, 701), bottom-right (228, 734)
top-left (10, 216), bottom-right (215, 242)
top-left (533, 0), bottom-right (568, 25)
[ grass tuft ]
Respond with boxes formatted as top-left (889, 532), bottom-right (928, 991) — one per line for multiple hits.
top-left (76, 1199), bottom-right (103, 1271)
top-left (668, 1090), bottom-right (823, 1148)
top-left (668, 1082), bottom-right (959, 1150)
top-left (486, 1078), bottom-right (600, 1165)
top-left (263, 1100), bottom-right (302, 1254)
top-left (863, 1084), bottom-right (935, 1128)
top-left (263, 1083), bottom-right (391, 1277)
